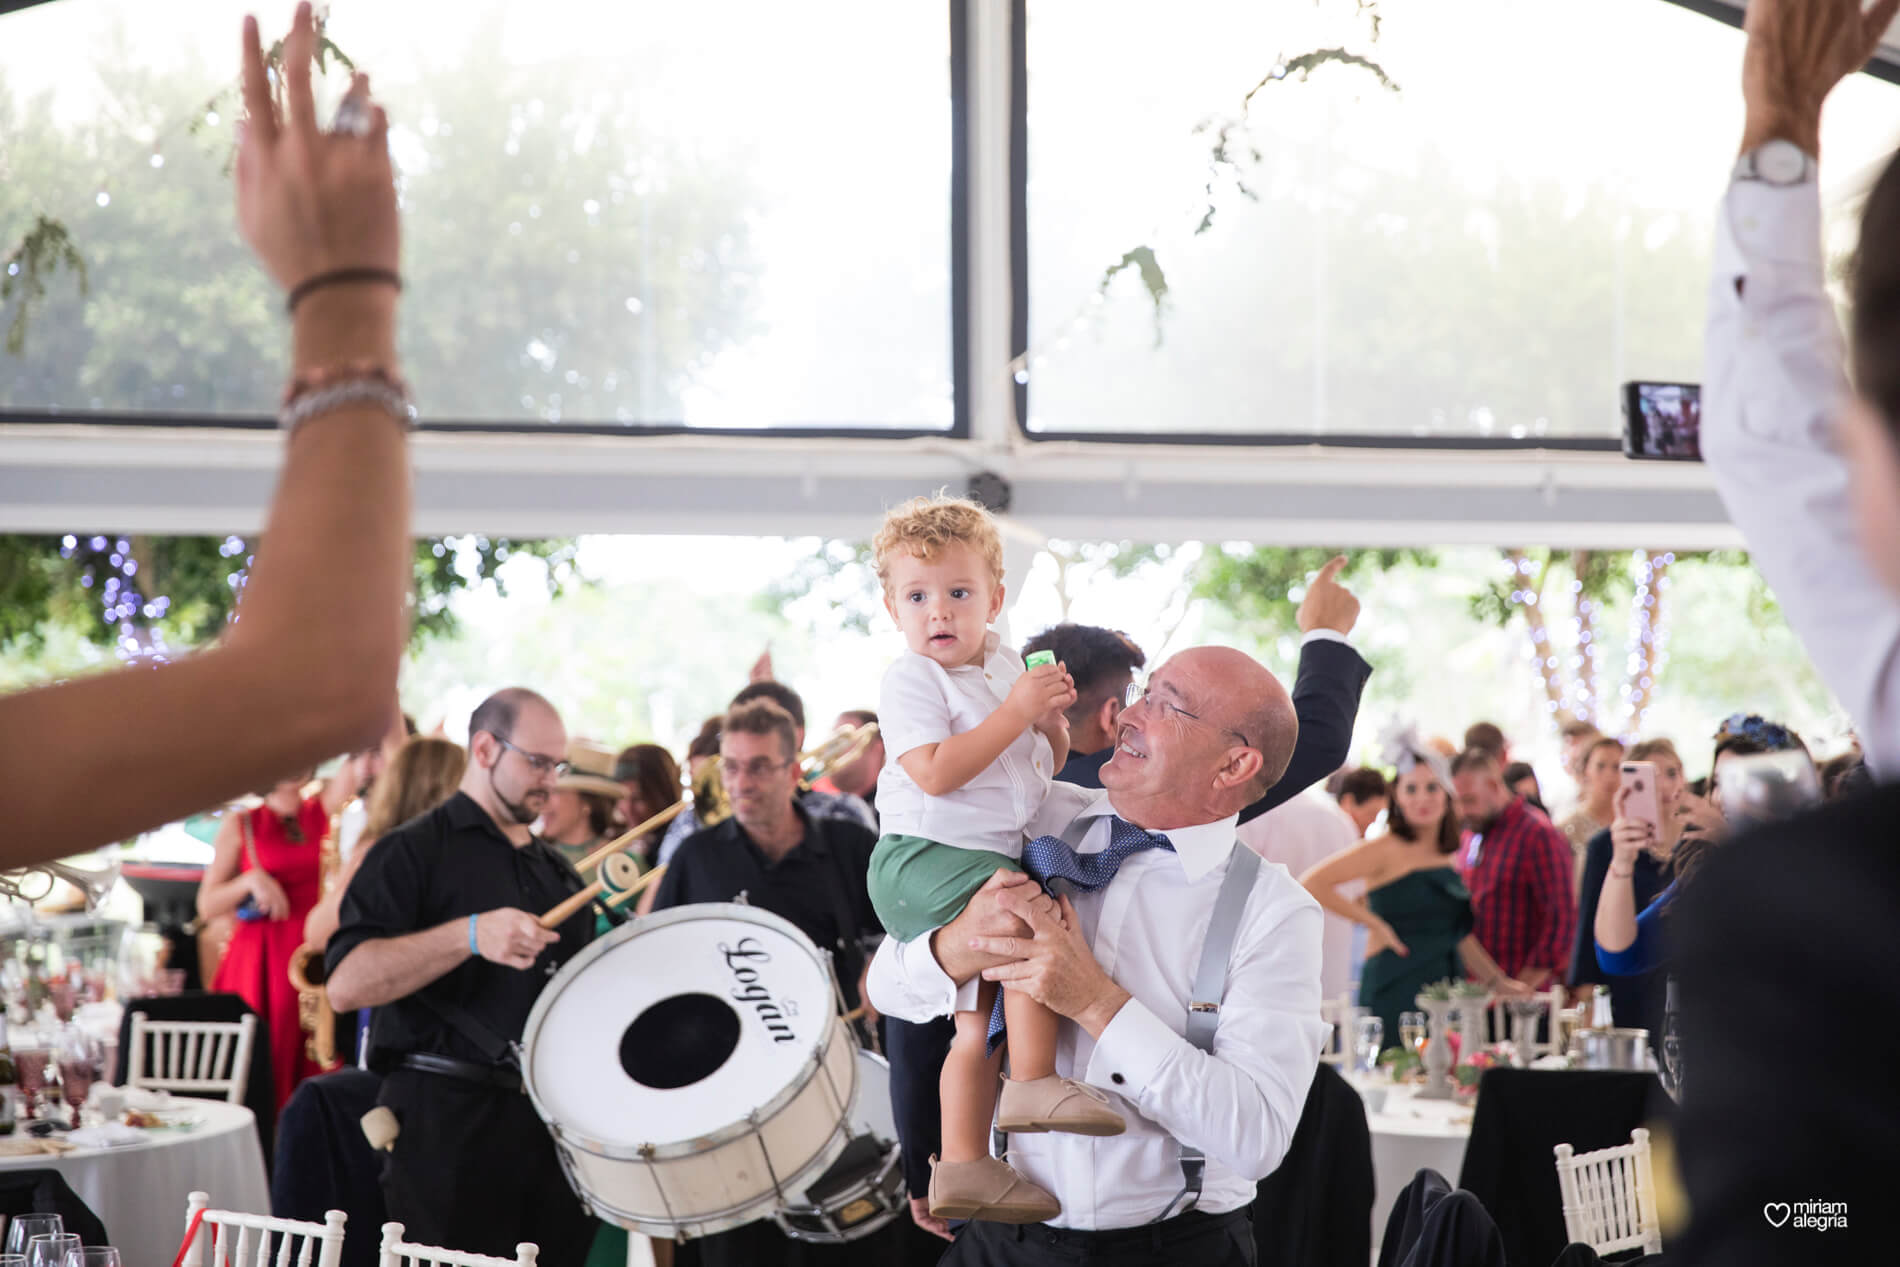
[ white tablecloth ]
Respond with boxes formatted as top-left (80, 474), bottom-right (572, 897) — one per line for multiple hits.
top-left (1359, 1082), bottom-right (1474, 1251)
top-left (0, 1100), bottom-right (268, 1266)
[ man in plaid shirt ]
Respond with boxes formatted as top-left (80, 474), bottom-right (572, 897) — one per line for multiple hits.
top-left (1450, 747), bottom-right (1576, 989)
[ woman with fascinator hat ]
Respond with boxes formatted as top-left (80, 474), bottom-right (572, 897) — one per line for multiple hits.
top-left (1299, 725), bottom-right (1530, 1051)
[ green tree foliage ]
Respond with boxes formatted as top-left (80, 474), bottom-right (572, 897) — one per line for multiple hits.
top-left (0, 12), bottom-right (762, 419)
top-left (1194, 545), bottom-right (1438, 634)
top-left (0, 532), bottom-right (580, 655)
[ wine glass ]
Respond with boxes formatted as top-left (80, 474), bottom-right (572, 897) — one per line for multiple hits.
top-left (1353, 1015), bottom-right (1384, 1078)
top-left (1, 1254), bottom-right (29, 1267)
top-left (26, 1234), bottom-right (78, 1267)
top-left (16, 1045), bottom-right (49, 1121)
top-left (54, 1025), bottom-right (100, 1128)
top-left (3, 1217), bottom-right (60, 1258)
top-left (60, 1248), bottom-right (119, 1267)
top-left (1400, 1011), bottom-right (1426, 1056)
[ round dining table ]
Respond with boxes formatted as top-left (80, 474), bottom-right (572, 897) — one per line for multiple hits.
top-left (1358, 1080), bottom-right (1475, 1251)
top-left (0, 1099), bottom-right (269, 1267)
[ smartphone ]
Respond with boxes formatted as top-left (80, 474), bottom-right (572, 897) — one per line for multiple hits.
top-left (1622, 381), bottom-right (1702, 462)
top-left (1619, 761), bottom-right (1662, 842)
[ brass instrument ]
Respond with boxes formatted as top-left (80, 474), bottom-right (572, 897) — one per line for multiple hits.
top-left (0, 858), bottom-right (121, 909)
top-left (287, 797), bottom-right (354, 1071)
top-left (536, 722), bottom-right (877, 928)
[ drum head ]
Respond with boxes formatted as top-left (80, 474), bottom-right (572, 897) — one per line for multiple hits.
top-left (525, 905), bottom-right (836, 1149)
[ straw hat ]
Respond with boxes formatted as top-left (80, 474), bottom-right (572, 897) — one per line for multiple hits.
top-left (556, 740), bottom-right (626, 799)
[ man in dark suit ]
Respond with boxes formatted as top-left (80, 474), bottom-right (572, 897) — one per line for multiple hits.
top-left (890, 557), bottom-right (1374, 1240)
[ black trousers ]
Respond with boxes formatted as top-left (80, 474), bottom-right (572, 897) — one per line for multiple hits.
top-left (940, 1208), bottom-right (1255, 1267)
top-left (678, 1215), bottom-right (930, 1267)
top-left (377, 1068), bottom-right (596, 1266)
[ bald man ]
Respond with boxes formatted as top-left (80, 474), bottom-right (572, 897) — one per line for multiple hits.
top-left (327, 687), bottom-right (599, 1263)
top-left (869, 646), bottom-right (1328, 1266)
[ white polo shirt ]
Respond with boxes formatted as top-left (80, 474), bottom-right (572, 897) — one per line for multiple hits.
top-left (874, 632), bottom-right (1054, 856)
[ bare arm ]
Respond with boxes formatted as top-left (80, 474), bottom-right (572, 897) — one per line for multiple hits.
top-left (0, 9), bottom-right (410, 865)
top-left (198, 815), bottom-right (256, 922)
top-left (1296, 839), bottom-right (1386, 926)
top-left (1457, 935), bottom-right (1525, 991)
top-left (1594, 791), bottom-right (1649, 955)
top-left (326, 906), bottom-right (557, 1012)
top-left (898, 665), bottom-right (1072, 797)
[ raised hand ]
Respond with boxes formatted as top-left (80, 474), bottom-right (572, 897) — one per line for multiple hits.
top-left (236, 3), bottom-right (398, 292)
top-left (1005, 663), bottom-right (1074, 730)
top-left (1297, 555), bottom-right (1361, 636)
top-left (1742, 0), bottom-right (1900, 156)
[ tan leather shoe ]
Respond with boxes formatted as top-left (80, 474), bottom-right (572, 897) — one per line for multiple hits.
top-left (995, 1074), bottom-right (1127, 1136)
top-left (927, 1154), bottom-right (1062, 1224)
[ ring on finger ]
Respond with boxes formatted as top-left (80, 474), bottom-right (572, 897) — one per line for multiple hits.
top-left (331, 94), bottom-right (373, 137)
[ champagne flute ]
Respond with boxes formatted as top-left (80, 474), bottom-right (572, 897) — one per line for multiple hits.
top-left (1400, 1011), bottom-right (1425, 1056)
top-left (1353, 1015), bottom-right (1384, 1078)
top-left (4, 1217), bottom-right (60, 1258)
top-left (25, 1235), bottom-right (77, 1267)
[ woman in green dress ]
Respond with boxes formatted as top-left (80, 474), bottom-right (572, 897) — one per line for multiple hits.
top-left (1301, 736), bottom-right (1528, 1050)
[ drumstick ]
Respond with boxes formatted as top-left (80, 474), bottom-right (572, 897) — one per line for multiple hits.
top-left (535, 803), bottom-right (690, 929)
top-left (600, 864), bottom-right (668, 911)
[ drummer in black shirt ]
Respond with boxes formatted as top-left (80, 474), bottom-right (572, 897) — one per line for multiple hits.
top-left (652, 698), bottom-right (906, 1267)
top-left (327, 688), bottom-right (598, 1265)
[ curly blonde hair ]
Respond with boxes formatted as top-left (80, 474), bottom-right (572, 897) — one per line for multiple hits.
top-left (872, 493), bottom-right (1005, 594)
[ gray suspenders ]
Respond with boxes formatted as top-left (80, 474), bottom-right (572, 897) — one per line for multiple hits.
top-left (993, 811), bottom-right (1262, 1225)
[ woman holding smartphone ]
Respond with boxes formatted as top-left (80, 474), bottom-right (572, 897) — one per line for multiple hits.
top-left (1595, 716), bottom-right (1803, 974)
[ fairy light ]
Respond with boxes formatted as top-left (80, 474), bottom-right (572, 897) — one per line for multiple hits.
top-left (1618, 550), bottom-right (1675, 737)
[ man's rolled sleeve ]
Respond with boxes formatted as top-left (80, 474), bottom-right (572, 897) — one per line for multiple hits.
top-left (1084, 879), bottom-right (1326, 1181)
top-left (325, 830), bottom-right (425, 978)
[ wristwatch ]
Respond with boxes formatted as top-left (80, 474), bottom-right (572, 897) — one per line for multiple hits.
top-left (1734, 138), bottom-right (1816, 186)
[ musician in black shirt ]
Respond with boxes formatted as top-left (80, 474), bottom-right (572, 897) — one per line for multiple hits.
top-left (328, 688), bottom-right (597, 1263)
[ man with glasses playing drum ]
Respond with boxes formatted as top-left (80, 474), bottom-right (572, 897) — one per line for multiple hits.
top-left (868, 647), bottom-right (1328, 1267)
top-left (650, 697), bottom-right (896, 1265)
top-left (326, 687), bottom-right (600, 1265)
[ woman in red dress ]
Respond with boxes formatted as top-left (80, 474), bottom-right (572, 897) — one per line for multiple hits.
top-left (197, 771), bottom-right (339, 1110)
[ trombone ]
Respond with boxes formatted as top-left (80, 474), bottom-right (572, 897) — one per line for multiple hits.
top-left (536, 721), bottom-right (879, 928)
top-left (0, 859), bottom-right (121, 909)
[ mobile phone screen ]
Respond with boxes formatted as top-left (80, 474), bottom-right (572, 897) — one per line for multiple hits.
top-left (1622, 382), bottom-right (1702, 462)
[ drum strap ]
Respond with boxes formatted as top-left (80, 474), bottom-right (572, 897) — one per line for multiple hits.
top-left (991, 810), bottom-right (1260, 1226)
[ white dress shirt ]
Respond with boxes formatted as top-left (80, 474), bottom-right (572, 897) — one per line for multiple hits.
top-left (876, 632), bottom-right (1055, 856)
top-left (867, 781), bottom-right (1327, 1229)
top-left (1237, 789), bottom-right (1361, 1004)
top-left (1704, 176), bottom-right (1900, 777)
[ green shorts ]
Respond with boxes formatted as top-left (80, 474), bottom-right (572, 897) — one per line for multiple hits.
top-left (868, 833), bottom-right (1027, 944)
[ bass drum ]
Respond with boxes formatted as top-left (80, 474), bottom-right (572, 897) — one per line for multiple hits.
top-left (520, 904), bottom-right (857, 1241)
top-left (774, 1050), bottom-right (907, 1243)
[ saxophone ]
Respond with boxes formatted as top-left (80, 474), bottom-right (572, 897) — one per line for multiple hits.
top-left (286, 798), bottom-right (352, 1070)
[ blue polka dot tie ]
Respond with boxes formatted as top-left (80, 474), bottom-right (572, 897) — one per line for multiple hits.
top-left (986, 816), bottom-right (1174, 1052)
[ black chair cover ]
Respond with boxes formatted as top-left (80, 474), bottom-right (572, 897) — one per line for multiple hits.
top-left (1377, 1168), bottom-right (1508, 1267)
top-left (112, 991), bottom-right (276, 1168)
top-left (1457, 1069), bottom-right (1674, 1267)
top-left (1252, 1062), bottom-right (1374, 1267)
top-left (0, 1167), bottom-right (110, 1247)
top-left (270, 1068), bottom-right (385, 1267)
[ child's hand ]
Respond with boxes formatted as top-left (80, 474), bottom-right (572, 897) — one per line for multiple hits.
top-left (1005, 663), bottom-right (1073, 729)
top-left (1034, 670), bottom-right (1076, 735)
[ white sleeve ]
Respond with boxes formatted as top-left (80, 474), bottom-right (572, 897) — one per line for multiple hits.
top-left (1703, 179), bottom-right (1900, 777)
top-left (1083, 874), bottom-right (1327, 1181)
top-left (878, 657), bottom-right (955, 762)
top-left (864, 925), bottom-right (958, 1022)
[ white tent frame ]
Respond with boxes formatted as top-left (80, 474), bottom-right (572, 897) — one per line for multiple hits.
top-left (10, 0), bottom-right (1869, 549)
